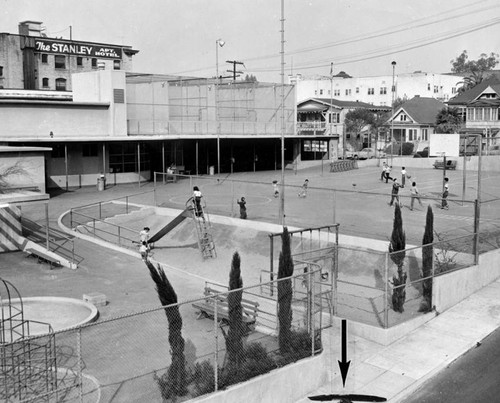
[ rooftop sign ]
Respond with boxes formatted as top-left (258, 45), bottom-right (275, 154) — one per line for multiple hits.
top-left (34, 39), bottom-right (122, 59)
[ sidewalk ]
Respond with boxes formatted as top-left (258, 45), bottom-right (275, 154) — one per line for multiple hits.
top-left (294, 277), bottom-right (500, 402)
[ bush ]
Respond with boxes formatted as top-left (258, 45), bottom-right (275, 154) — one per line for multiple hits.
top-left (189, 360), bottom-right (215, 397)
top-left (274, 329), bottom-right (322, 366)
top-left (384, 142), bottom-right (414, 156)
top-left (220, 342), bottom-right (276, 389)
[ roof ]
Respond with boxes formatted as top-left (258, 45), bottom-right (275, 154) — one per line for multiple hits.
top-left (447, 77), bottom-right (500, 105)
top-left (298, 98), bottom-right (390, 112)
top-left (393, 97), bottom-right (445, 125)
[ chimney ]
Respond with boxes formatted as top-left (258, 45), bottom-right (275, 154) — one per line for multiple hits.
top-left (18, 21), bottom-right (43, 37)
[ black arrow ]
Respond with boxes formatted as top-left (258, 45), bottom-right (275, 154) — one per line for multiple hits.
top-left (338, 319), bottom-right (351, 387)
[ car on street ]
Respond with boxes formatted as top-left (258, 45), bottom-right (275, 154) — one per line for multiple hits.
top-left (357, 148), bottom-right (376, 159)
top-left (413, 147), bottom-right (429, 158)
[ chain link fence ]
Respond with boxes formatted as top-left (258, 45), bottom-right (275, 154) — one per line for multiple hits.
top-left (6, 263), bottom-right (325, 402)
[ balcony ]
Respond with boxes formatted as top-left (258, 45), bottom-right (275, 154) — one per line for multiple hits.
top-left (297, 121), bottom-right (341, 136)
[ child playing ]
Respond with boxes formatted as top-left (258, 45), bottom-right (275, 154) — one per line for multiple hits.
top-left (298, 179), bottom-right (309, 198)
top-left (273, 180), bottom-right (279, 198)
top-left (193, 186), bottom-right (204, 218)
top-left (237, 197), bottom-right (247, 219)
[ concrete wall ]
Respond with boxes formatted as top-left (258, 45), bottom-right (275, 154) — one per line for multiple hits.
top-left (433, 248), bottom-right (500, 312)
top-left (193, 331), bottom-right (333, 403)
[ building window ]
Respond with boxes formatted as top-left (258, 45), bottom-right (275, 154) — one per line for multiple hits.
top-left (452, 87), bottom-right (457, 94)
top-left (82, 144), bottom-right (98, 157)
top-left (408, 129), bottom-right (417, 141)
top-left (54, 55), bottom-right (66, 69)
top-left (400, 114), bottom-right (407, 121)
top-left (109, 143), bottom-right (150, 173)
top-left (77, 57), bottom-right (83, 67)
top-left (41, 54), bottom-right (48, 64)
top-left (113, 89), bottom-right (125, 103)
top-left (368, 88), bottom-right (374, 95)
top-left (314, 90), bottom-right (317, 96)
top-left (91, 58), bottom-right (98, 69)
top-left (302, 140), bottom-right (327, 160)
top-left (334, 90), bottom-right (340, 96)
top-left (329, 113), bottom-right (340, 123)
top-left (42, 78), bottom-right (49, 88)
top-left (0, 66), bottom-right (3, 76)
top-left (356, 87), bottom-right (359, 94)
top-left (427, 83), bottom-right (431, 91)
top-left (113, 60), bottom-right (121, 70)
top-left (422, 129), bottom-right (428, 141)
top-left (434, 85), bottom-right (439, 93)
top-left (55, 78), bottom-right (67, 91)
top-left (345, 89), bottom-right (351, 96)
top-left (319, 89), bottom-right (323, 95)
top-left (380, 87), bottom-right (387, 94)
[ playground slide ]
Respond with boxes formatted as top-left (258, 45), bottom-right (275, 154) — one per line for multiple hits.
top-left (148, 208), bottom-right (191, 244)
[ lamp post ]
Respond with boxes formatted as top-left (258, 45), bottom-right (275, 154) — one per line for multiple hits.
top-left (215, 39), bottom-right (224, 175)
top-left (390, 61), bottom-right (397, 166)
top-left (215, 39), bottom-right (225, 79)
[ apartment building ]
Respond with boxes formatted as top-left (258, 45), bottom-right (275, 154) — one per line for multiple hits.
top-left (0, 20), bottom-right (138, 92)
top-left (289, 71), bottom-right (465, 106)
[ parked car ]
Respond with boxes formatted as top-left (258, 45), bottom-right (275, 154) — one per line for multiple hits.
top-left (357, 148), bottom-right (375, 160)
top-left (340, 150), bottom-right (357, 159)
top-left (413, 147), bottom-right (429, 158)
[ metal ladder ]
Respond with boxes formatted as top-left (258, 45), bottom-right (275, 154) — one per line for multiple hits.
top-left (186, 197), bottom-right (217, 259)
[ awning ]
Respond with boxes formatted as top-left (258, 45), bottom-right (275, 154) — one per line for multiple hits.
top-left (297, 104), bottom-right (328, 113)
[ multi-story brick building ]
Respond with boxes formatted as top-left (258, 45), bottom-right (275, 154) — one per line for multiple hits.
top-left (0, 20), bottom-right (138, 92)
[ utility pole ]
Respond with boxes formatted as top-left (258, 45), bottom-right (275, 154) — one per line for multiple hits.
top-left (226, 60), bottom-right (244, 80)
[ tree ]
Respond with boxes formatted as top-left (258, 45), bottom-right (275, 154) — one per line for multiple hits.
top-left (243, 74), bottom-right (258, 82)
top-left (0, 161), bottom-right (28, 192)
top-left (344, 109), bottom-right (375, 149)
top-left (451, 51), bottom-right (499, 93)
top-left (392, 96), bottom-right (408, 111)
top-left (146, 261), bottom-right (187, 398)
top-left (435, 107), bottom-right (463, 133)
top-left (389, 204), bottom-right (407, 313)
top-left (420, 206), bottom-right (434, 313)
top-left (456, 70), bottom-right (485, 94)
top-left (226, 252), bottom-right (245, 367)
top-left (451, 50), bottom-right (499, 74)
top-left (278, 227), bottom-right (294, 353)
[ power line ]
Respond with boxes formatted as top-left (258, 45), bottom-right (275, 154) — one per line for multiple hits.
top-left (250, 17), bottom-right (500, 73)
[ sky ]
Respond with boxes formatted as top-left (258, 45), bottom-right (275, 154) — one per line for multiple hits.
top-left (2, 0), bottom-right (500, 82)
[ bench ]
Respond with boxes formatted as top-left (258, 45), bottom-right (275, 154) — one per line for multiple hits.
top-left (25, 248), bottom-right (60, 268)
top-left (192, 287), bottom-right (259, 334)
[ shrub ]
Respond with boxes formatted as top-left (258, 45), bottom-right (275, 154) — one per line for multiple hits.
top-left (190, 360), bottom-right (215, 397)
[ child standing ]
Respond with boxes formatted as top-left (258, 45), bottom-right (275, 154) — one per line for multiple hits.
top-left (389, 178), bottom-right (402, 207)
top-left (441, 178), bottom-right (449, 210)
top-left (401, 167), bottom-right (407, 188)
top-left (273, 180), bottom-right (279, 198)
top-left (380, 162), bottom-right (388, 181)
top-left (237, 197), bottom-right (247, 219)
top-left (409, 181), bottom-right (423, 211)
top-left (193, 186), bottom-right (204, 218)
top-left (139, 241), bottom-right (149, 262)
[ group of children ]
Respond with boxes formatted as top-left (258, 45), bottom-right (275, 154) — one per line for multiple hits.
top-left (381, 162), bottom-right (449, 211)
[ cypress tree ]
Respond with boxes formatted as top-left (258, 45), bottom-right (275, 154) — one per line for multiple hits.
top-left (420, 205), bottom-right (434, 312)
top-left (389, 204), bottom-right (407, 313)
top-left (146, 261), bottom-right (187, 398)
top-left (227, 252), bottom-right (245, 366)
top-left (278, 227), bottom-right (294, 353)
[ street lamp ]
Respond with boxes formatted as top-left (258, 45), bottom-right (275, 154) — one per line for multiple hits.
top-left (390, 61), bottom-right (397, 166)
top-left (215, 39), bottom-right (225, 79)
top-left (215, 39), bottom-right (225, 175)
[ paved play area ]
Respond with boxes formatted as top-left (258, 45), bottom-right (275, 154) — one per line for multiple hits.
top-left (1, 161), bottom-right (500, 402)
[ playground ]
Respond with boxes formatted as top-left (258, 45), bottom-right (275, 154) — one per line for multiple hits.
top-left (1, 162), bottom-right (500, 402)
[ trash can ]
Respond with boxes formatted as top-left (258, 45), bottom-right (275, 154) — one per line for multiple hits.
top-left (209, 166), bottom-right (215, 175)
top-left (97, 176), bottom-right (106, 191)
